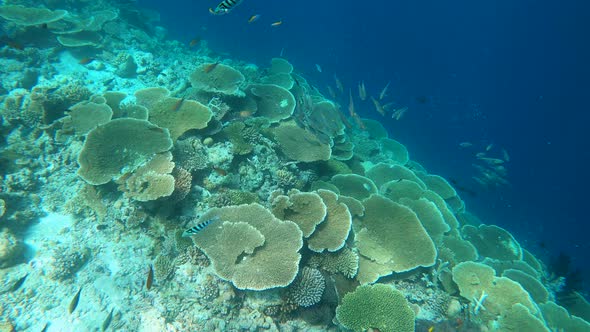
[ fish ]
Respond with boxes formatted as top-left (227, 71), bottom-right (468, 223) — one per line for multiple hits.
top-left (203, 62), bottom-right (220, 73)
top-left (358, 81), bottom-right (367, 100)
top-left (40, 322), bottom-right (50, 332)
top-left (102, 308), bottom-right (114, 331)
top-left (315, 64), bottom-right (322, 73)
top-left (485, 143), bottom-right (494, 151)
top-left (370, 96), bottom-right (385, 116)
top-left (248, 14), bottom-right (261, 23)
top-left (146, 265), bottom-right (153, 290)
top-left (327, 86), bottom-right (336, 99)
top-left (459, 142), bottom-right (473, 148)
top-left (209, 0), bottom-right (243, 15)
top-left (334, 74), bottom-right (344, 93)
top-left (348, 89), bottom-right (355, 117)
top-left (189, 37), bottom-right (201, 47)
top-left (11, 273), bottom-right (28, 292)
top-left (182, 215), bottom-right (221, 237)
top-left (502, 148), bottom-right (510, 162)
top-left (69, 287), bottom-right (82, 314)
top-left (428, 326), bottom-right (435, 332)
top-left (212, 167), bottom-right (227, 176)
top-left (379, 81), bottom-right (390, 100)
top-left (391, 106), bottom-right (408, 120)
top-left (0, 36), bottom-right (24, 50)
top-left (239, 110), bottom-right (253, 118)
top-left (78, 57), bottom-right (95, 65)
top-left (171, 97), bottom-right (185, 112)
top-left (270, 20), bottom-right (283, 27)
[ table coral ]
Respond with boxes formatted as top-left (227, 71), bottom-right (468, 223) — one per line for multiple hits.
top-left (77, 118), bottom-right (173, 185)
top-left (335, 284), bottom-right (415, 332)
top-left (190, 204), bottom-right (303, 290)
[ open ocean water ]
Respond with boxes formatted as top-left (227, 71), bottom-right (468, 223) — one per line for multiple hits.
top-left (0, 0), bottom-right (588, 331)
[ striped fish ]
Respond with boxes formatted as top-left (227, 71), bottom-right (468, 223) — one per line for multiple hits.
top-left (182, 216), bottom-right (220, 237)
top-left (209, 0), bottom-right (243, 15)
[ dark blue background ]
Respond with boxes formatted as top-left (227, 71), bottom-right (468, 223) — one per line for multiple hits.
top-left (139, 0), bottom-right (590, 286)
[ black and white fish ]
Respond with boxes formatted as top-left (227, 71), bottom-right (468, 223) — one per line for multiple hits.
top-left (209, 0), bottom-right (243, 15)
top-left (182, 216), bottom-right (220, 237)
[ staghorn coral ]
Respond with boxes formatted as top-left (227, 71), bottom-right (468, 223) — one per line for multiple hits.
top-left (286, 267), bottom-right (325, 307)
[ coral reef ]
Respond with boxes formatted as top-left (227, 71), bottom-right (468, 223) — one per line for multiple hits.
top-left (0, 1), bottom-right (585, 331)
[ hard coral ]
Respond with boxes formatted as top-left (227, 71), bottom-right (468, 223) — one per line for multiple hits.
top-left (335, 284), bottom-right (415, 332)
top-left (191, 204), bottom-right (303, 290)
top-left (287, 267), bottom-right (325, 307)
top-left (77, 118), bottom-right (173, 185)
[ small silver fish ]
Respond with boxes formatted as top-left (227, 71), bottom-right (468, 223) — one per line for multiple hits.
top-left (182, 216), bottom-right (220, 237)
top-left (102, 308), bottom-right (114, 331)
top-left (315, 64), bottom-right (322, 73)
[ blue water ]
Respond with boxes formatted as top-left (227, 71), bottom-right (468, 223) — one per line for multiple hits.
top-left (141, 0), bottom-right (590, 288)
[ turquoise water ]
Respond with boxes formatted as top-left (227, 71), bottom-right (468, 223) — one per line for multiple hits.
top-left (0, 1), bottom-right (588, 331)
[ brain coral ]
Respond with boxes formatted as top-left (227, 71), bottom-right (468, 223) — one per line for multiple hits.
top-left (190, 204), bottom-right (303, 290)
top-left (335, 284), bottom-right (415, 332)
top-left (189, 63), bottom-right (245, 96)
top-left (77, 118), bottom-right (173, 185)
top-left (356, 194), bottom-right (437, 273)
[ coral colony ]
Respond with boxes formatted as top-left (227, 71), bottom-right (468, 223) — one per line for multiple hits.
top-left (0, 2), bottom-right (589, 332)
